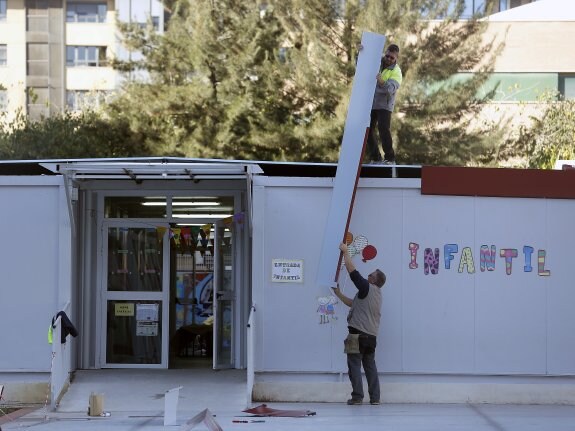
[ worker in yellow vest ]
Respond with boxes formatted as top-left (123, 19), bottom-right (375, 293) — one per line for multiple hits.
top-left (367, 44), bottom-right (402, 165)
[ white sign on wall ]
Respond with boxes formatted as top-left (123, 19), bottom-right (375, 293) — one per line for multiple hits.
top-left (271, 259), bottom-right (304, 283)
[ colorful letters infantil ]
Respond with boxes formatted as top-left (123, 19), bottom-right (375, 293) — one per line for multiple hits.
top-left (408, 243), bottom-right (551, 276)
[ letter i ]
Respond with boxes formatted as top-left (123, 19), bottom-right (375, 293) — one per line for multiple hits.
top-left (523, 246), bottom-right (534, 272)
top-left (409, 242), bottom-right (419, 269)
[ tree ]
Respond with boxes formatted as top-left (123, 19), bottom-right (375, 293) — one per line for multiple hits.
top-left (495, 94), bottom-right (575, 169)
top-left (105, 0), bottom-right (501, 164)
top-left (107, 0), bottom-right (303, 160)
top-left (529, 99), bottom-right (575, 168)
top-left (0, 109), bottom-right (146, 160)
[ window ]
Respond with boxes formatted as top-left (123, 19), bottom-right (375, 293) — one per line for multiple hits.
top-left (134, 16), bottom-right (160, 30)
top-left (67, 2), bottom-right (107, 23)
top-left (152, 15), bottom-right (159, 30)
top-left (66, 46), bottom-right (107, 67)
top-left (0, 44), bottom-right (6, 66)
top-left (436, 1), bottom-right (524, 19)
top-left (117, 0), bottom-right (162, 31)
top-left (448, 1), bottom-right (508, 19)
top-left (27, 0), bottom-right (48, 15)
top-left (66, 90), bottom-right (109, 111)
top-left (278, 47), bottom-right (289, 64)
top-left (559, 74), bottom-right (575, 100)
top-left (461, 1), bottom-right (488, 18)
top-left (510, 0), bottom-right (535, 7)
top-left (0, 0), bottom-right (7, 21)
top-left (0, 90), bottom-right (7, 112)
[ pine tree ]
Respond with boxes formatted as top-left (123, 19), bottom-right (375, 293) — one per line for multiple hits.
top-left (107, 0), bottom-right (296, 160)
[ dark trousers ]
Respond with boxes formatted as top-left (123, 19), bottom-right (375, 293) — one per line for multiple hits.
top-left (347, 334), bottom-right (380, 402)
top-left (367, 109), bottom-right (394, 162)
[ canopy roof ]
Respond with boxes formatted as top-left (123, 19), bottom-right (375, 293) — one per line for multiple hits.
top-left (0, 157), bottom-right (421, 180)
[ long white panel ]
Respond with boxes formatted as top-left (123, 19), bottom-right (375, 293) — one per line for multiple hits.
top-left (316, 31), bottom-right (386, 290)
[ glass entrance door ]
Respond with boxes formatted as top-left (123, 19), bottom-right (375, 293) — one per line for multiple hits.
top-left (213, 220), bottom-right (235, 369)
top-left (102, 223), bottom-right (169, 367)
top-left (170, 228), bottom-right (214, 367)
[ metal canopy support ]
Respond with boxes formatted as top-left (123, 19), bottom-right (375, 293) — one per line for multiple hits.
top-left (184, 168), bottom-right (198, 183)
top-left (245, 164), bottom-right (263, 238)
top-left (123, 168), bottom-right (141, 184)
top-left (62, 172), bottom-right (77, 238)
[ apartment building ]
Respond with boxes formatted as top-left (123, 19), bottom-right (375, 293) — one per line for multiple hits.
top-left (0, 0), bottom-right (165, 122)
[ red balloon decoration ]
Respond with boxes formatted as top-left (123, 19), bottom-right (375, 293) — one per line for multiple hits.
top-left (362, 245), bottom-right (377, 262)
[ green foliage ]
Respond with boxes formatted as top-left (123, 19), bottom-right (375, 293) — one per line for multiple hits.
top-left (105, 0), bottom-right (502, 164)
top-left (107, 0), bottom-right (304, 160)
top-left (498, 94), bottom-right (575, 169)
top-left (531, 100), bottom-right (575, 168)
top-left (0, 109), bottom-right (146, 159)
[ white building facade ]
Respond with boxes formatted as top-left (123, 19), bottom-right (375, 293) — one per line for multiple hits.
top-left (1, 159), bottom-right (575, 406)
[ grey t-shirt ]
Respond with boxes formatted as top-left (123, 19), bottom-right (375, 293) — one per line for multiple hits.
top-left (347, 270), bottom-right (382, 336)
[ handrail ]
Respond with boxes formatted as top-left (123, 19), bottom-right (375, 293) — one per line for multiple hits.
top-left (246, 303), bottom-right (256, 407)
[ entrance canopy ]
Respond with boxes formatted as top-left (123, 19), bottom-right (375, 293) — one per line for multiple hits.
top-left (39, 157), bottom-right (262, 182)
top-left (0, 157), bottom-right (421, 180)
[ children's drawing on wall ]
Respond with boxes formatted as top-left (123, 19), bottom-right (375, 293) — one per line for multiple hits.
top-left (317, 295), bottom-right (338, 324)
top-left (342, 231), bottom-right (378, 266)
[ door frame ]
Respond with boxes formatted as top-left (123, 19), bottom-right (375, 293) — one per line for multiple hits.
top-left (91, 187), bottom-right (248, 370)
top-left (213, 219), bottom-right (235, 369)
top-left (98, 220), bottom-right (170, 368)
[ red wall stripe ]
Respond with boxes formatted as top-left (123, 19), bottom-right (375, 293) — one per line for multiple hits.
top-left (421, 166), bottom-right (575, 199)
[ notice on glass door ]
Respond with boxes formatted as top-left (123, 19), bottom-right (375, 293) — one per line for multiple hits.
top-left (136, 303), bottom-right (159, 321)
top-left (136, 321), bottom-right (158, 336)
top-left (115, 303), bottom-right (134, 317)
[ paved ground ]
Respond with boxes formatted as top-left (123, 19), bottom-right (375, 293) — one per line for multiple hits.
top-left (2, 369), bottom-right (575, 430)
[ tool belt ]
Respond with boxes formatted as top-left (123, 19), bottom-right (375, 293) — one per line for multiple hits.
top-left (345, 327), bottom-right (377, 354)
top-left (344, 333), bottom-right (360, 354)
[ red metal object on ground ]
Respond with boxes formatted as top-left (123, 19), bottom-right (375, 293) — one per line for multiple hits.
top-left (243, 404), bottom-right (316, 417)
